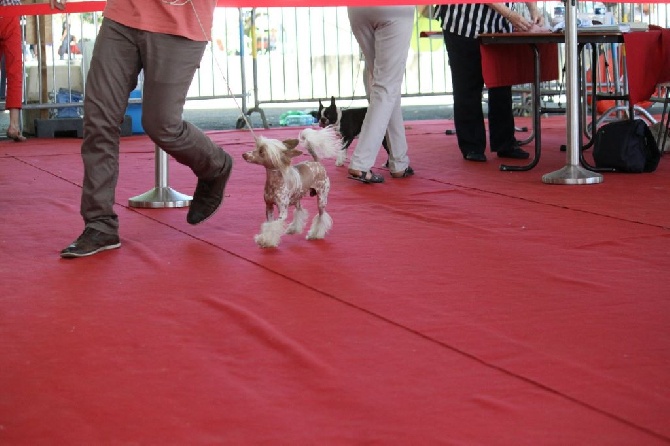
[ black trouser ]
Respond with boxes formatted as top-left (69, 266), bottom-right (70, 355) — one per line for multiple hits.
top-left (443, 30), bottom-right (516, 155)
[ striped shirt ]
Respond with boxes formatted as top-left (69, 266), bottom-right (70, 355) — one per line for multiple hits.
top-left (0, 0), bottom-right (21, 5)
top-left (434, 4), bottom-right (513, 39)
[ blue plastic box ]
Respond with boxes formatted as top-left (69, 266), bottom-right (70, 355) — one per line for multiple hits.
top-left (56, 88), bottom-right (83, 118)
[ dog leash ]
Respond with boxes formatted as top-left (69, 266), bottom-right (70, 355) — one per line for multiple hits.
top-left (162, 0), bottom-right (258, 138)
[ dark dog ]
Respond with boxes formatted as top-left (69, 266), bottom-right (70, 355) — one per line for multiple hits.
top-left (317, 96), bottom-right (390, 167)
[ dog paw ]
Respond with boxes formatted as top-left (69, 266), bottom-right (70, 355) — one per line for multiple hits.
top-left (335, 151), bottom-right (346, 167)
top-left (306, 212), bottom-right (332, 239)
top-left (254, 234), bottom-right (279, 248)
top-left (254, 220), bottom-right (285, 248)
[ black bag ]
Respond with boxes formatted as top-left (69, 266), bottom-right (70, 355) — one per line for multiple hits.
top-left (593, 119), bottom-right (660, 173)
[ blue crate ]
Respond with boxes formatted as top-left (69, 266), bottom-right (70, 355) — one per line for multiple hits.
top-left (56, 88), bottom-right (83, 118)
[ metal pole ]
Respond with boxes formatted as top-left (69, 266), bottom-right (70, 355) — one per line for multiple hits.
top-left (239, 8), bottom-right (247, 114)
top-left (542, 0), bottom-right (603, 185)
top-left (128, 145), bottom-right (192, 208)
top-left (246, 9), bottom-right (268, 128)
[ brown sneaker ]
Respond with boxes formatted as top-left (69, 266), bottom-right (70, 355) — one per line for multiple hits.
top-left (60, 228), bottom-right (121, 258)
top-left (187, 151), bottom-right (233, 225)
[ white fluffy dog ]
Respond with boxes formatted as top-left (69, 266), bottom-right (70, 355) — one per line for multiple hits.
top-left (242, 126), bottom-right (341, 248)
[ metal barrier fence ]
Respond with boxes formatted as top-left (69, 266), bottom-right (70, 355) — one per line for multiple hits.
top-left (20, 10), bottom-right (100, 130)
top-left (11, 3), bottom-right (670, 133)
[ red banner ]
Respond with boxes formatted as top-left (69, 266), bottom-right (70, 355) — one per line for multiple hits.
top-left (1, 0), bottom-right (668, 18)
top-left (0, 1), bottom-right (104, 16)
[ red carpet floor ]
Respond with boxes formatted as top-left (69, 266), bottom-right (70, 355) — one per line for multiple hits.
top-left (1, 117), bottom-right (669, 445)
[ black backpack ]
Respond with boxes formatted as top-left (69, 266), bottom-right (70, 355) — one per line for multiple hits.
top-left (593, 119), bottom-right (661, 173)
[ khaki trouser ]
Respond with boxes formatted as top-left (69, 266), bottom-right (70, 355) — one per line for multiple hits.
top-left (347, 6), bottom-right (414, 174)
top-left (80, 19), bottom-right (228, 235)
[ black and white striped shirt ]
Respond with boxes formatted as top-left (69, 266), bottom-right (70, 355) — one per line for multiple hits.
top-left (434, 4), bottom-right (513, 39)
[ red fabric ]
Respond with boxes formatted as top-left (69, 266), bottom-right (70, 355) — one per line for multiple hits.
top-left (0, 1), bottom-right (104, 16)
top-left (660, 28), bottom-right (670, 83)
top-left (3, 0), bottom-right (670, 16)
top-left (624, 30), bottom-right (663, 105)
top-left (586, 47), bottom-right (654, 112)
top-left (0, 15), bottom-right (22, 109)
top-left (481, 40), bottom-right (559, 88)
top-left (1, 119), bottom-right (669, 444)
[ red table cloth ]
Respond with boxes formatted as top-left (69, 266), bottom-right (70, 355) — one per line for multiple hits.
top-left (480, 36), bottom-right (560, 88)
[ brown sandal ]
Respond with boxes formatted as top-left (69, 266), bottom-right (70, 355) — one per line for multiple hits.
top-left (348, 169), bottom-right (384, 184)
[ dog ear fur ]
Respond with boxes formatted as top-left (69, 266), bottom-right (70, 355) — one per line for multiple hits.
top-left (330, 96), bottom-right (336, 107)
top-left (283, 139), bottom-right (300, 150)
top-left (285, 148), bottom-right (303, 158)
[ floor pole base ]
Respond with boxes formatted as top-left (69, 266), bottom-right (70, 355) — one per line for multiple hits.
top-left (128, 187), bottom-right (192, 208)
top-left (542, 165), bottom-right (603, 185)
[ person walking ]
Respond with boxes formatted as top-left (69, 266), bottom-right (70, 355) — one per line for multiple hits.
top-left (346, 6), bottom-right (415, 183)
top-left (60, 0), bottom-right (233, 258)
top-left (435, 2), bottom-right (544, 162)
top-left (58, 18), bottom-right (70, 60)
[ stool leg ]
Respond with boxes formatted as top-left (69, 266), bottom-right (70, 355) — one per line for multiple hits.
top-left (657, 87), bottom-right (670, 155)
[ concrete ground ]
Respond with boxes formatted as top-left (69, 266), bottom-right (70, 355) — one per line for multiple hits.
top-left (3, 94), bottom-right (665, 138)
top-left (179, 96), bottom-right (457, 131)
top-left (1, 96), bottom-right (456, 138)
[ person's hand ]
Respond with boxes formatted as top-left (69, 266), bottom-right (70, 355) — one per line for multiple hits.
top-left (50, 0), bottom-right (66, 10)
top-left (506, 11), bottom-right (533, 32)
top-left (528, 8), bottom-right (545, 27)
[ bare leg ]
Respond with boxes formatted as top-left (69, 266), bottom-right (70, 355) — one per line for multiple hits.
top-left (6, 108), bottom-right (25, 142)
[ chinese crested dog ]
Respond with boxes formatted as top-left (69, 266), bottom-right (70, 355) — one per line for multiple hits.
top-left (241, 126), bottom-right (342, 248)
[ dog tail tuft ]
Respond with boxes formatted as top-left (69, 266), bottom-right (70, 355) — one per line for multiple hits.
top-left (299, 126), bottom-right (342, 161)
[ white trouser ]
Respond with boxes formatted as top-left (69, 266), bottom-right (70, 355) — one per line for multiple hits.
top-left (347, 6), bottom-right (414, 173)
